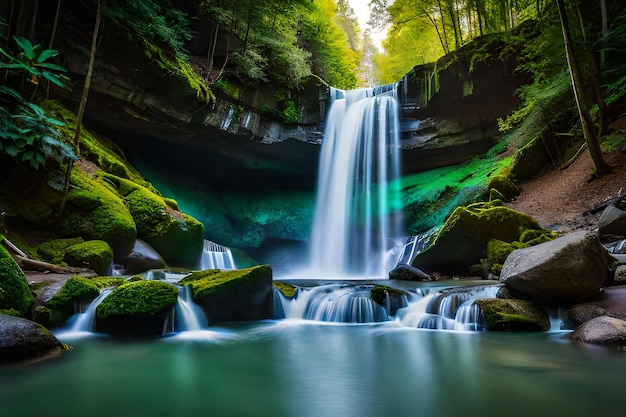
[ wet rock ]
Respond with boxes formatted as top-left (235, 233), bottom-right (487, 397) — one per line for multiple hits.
top-left (562, 286), bottom-right (626, 330)
top-left (474, 298), bottom-right (551, 331)
top-left (598, 204), bottom-right (626, 237)
top-left (122, 239), bottom-right (167, 274)
top-left (0, 315), bottom-right (67, 364)
top-left (500, 231), bottom-right (612, 304)
top-left (569, 316), bottom-right (626, 347)
top-left (389, 264), bottom-right (431, 281)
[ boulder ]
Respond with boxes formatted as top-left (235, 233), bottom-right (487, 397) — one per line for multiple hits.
top-left (389, 264), bottom-right (431, 281)
top-left (179, 265), bottom-right (273, 325)
top-left (412, 202), bottom-right (549, 276)
top-left (64, 240), bottom-right (114, 275)
top-left (121, 239), bottom-right (167, 274)
top-left (500, 231), bottom-right (612, 304)
top-left (615, 265), bottom-right (626, 285)
top-left (474, 298), bottom-right (551, 331)
top-left (101, 174), bottom-right (203, 268)
top-left (569, 316), bottom-right (626, 347)
top-left (562, 286), bottom-right (626, 329)
top-left (598, 204), bottom-right (626, 237)
top-left (370, 285), bottom-right (410, 316)
top-left (95, 280), bottom-right (179, 337)
top-left (0, 243), bottom-right (34, 316)
top-left (0, 314), bottom-right (67, 364)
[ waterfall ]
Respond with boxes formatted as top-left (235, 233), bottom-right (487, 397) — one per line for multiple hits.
top-left (174, 286), bottom-right (207, 331)
top-left (62, 289), bottom-right (113, 333)
top-left (308, 85), bottom-right (403, 278)
top-left (200, 239), bottom-right (236, 270)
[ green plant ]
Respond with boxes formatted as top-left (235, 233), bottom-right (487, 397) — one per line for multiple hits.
top-left (0, 36), bottom-right (69, 97)
top-left (0, 87), bottom-right (76, 169)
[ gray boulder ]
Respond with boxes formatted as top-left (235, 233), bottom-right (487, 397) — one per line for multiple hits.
top-left (562, 286), bottom-right (626, 329)
top-left (0, 314), bottom-right (67, 364)
top-left (598, 204), bottom-right (626, 237)
top-left (569, 316), bottom-right (626, 347)
top-left (615, 265), bottom-right (626, 285)
top-left (500, 231), bottom-right (611, 304)
top-left (389, 264), bottom-right (431, 281)
top-left (122, 239), bottom-right (167, 274)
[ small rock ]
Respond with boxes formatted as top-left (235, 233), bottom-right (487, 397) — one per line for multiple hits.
top-left (569, 316), bottom-right (626, 346)
top-left (598, 204), bottom-right (626, 237)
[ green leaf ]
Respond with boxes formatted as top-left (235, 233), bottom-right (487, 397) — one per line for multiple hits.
top-left (42, 71), bottom-right (66, 88)
top-left (22, 149), bottom-right (34, 161)
top-left (37, 62), bottom-right (66, 72)
top-left (36, 49), bottom-right (59, 63)
top-left (5, 144), bottom-right (19, 157)
top-left (13, 36), bottom-right (34, 60)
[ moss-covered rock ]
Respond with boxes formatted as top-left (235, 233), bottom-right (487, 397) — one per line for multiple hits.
top-left (57, 168), bottom-right (137, 260)
top-left (63, 240), bottom-right (114, 275)
top-left (179, 265), bottom-right (273, 324)
top-left (488, 175), bottom-right (520, 201)
top-left (95, 280), bottom-right (179, 337)
top-left (370, 285), bottom-right (409, 316)
top-left (475, 298), bottom-right (550, 331)
top-left (273, 281), bottom-right (297, 298)
top-left (36, 237), bottom-right (85, 265)
top-left (0, 243), bottom-right (34, 316)
top-left (412, 202), bottom-right (550, 276)
top-left (101, 174), bottom-right (203, 268)
top-left (487, 229), bottom-right (557, 275)
top-left (33, 276), bottom-right (127, 328)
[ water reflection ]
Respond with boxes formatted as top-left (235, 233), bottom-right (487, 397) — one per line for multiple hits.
top-left (2, 322), bottom-right (623, 417)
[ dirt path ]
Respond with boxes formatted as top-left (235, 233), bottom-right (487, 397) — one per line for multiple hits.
top-left (506, 149), bottom-right (626, 232)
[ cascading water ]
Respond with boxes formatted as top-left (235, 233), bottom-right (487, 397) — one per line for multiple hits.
top-left (174, 285), bottom-right (207, 331)
top-left (200, 239), bottom-right (236, 270)
top-left (307, 85), bottom-right (403, 278)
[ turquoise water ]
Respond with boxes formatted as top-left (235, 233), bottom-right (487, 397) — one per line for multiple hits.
top-left (1, 320), bottom-right (625, 417)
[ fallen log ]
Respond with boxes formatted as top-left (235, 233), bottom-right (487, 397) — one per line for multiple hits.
top-left (583, 195), bottom-right (626, 216)
top-left (13, 255), bottom-right (97, 276)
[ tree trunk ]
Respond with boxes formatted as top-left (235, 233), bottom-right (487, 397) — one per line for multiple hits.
top-left (555, 0), bottom-right (610, 175)
top-left (60, 0), bottom-right (104, 214)
top-left (48, 0), bottom-right (62, 49)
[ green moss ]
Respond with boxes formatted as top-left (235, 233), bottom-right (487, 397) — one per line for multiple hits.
top-left (63, 240), bottom-right (114, 275)
top-left (45, 276), bottom-right (101, 316)
top-left (488, 175), bottom-right (520, 201)
top-left (101, 173), bottom-right (203, 267)
top-left (179, 265), bottom-right (272, 300)
top-left (487, 228), bottom-right (557, 274)
top-left (0, 308), bottom-right (21, 316)
top-left (59, 168), bottom-right (137, 258)
top-left (475, 298), bottom-right (550, 331)
top-left (96, 280), bottom-right (178, 319)
top-left (273, 281), bottom-right (297, 298)
top-left (0, 245), bottom-right (34, 316)
top-left (36, 238), bottom-right (84, 265)
top-left (370, 285), bottom-right (407, 307)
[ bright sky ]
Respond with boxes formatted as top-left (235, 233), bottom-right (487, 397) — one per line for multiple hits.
top-left (346, 0), bottom-right (388, 49)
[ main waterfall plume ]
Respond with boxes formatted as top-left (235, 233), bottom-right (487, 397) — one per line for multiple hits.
top-left (307, 85), bottom-right (403, 278)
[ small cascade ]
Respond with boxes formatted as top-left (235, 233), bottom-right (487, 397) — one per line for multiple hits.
top-left (200, 239), bottom-right (236, 270)
top-left (275, 283), bottom-right (502, 330)
top-left (397, 285), bottom-right (500, 330)
top-left (65, 289), bottom-right (113, 333)
top-left (307, 85), bottom-right (402, 278)
top-left (174, 286), bottom-right (207, 331)
top-left (276, 284), bottom-right (410, 324)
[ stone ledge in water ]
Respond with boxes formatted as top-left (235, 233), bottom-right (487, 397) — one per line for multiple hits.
top-left (0, 314), bottom-right (69, 365)
top-left (95, 280), bottom-right (179, 337)
top-left (474, 298), bottom-right (550, 331)
top-left (179, 265), bottom-right (273, 325)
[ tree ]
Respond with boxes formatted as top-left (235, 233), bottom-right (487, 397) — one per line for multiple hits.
top-left (61, 0), bottom-right (105, 213)
top-left (555, 0), bottom-right (610, 176)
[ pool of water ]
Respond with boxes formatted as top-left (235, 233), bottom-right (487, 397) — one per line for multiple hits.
top-left (1, 320), bottom-right (624, 417)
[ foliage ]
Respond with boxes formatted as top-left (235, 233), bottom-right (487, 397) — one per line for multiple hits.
top-left (0, 36), bottom-right (75, 170)
top-left (105, 0), bottom-right (192, 58)
top-left (0, 36), bottom-right (69, 92)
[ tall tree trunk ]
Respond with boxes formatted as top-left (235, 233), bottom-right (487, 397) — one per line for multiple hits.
top-left (436, 0), bottom-right (451, 53)
top-left (555, 0), bottom-right (610, 175)
top-left (60, 0), bottom-right (104, 214)
top-left (48, 0), bottom-right (62, 49)
top-left (599, 0), bottom-right (607, 66)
